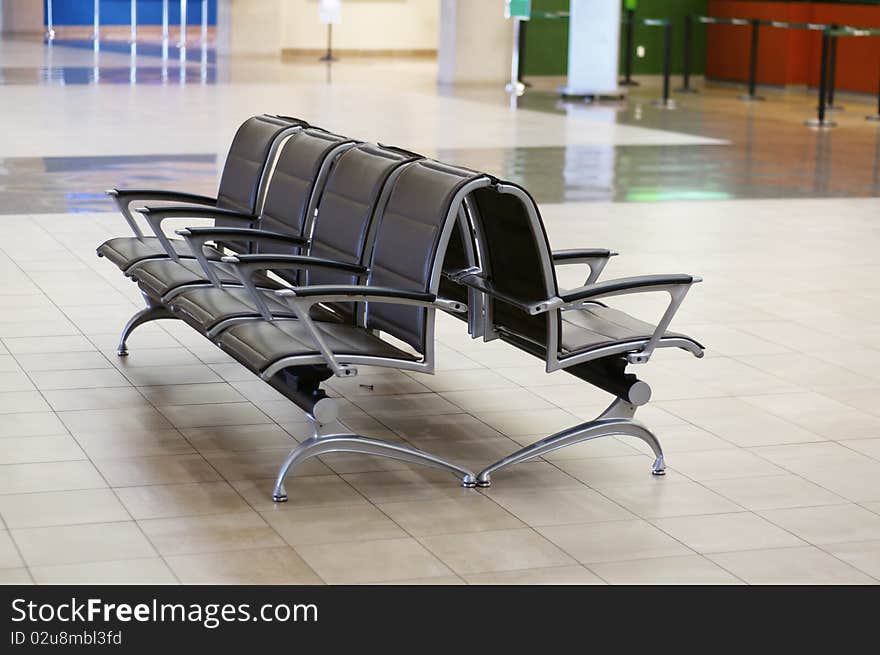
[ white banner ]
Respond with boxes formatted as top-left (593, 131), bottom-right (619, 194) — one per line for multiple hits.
top-left (319, 0), bottom-right (342, 25)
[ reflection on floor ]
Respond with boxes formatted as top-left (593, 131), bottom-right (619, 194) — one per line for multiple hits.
top-left (1, 36), bottom-right (880, 585)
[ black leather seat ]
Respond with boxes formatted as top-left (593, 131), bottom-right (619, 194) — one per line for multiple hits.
top-left (560, 304), bottom-right (691, 356)
top-left (97, 115), bottom-right (304, 270)
top-left (131, 259), bottom-right (282, 300)
top-left (97, 240), bottom-right (224, 271)
top-left (219, 319), bottom-right (418, 373)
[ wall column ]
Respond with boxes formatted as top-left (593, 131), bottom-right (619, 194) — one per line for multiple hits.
top-left (438, 0), bottom-right (513, 85)
top-left (1, 0), bottom-right (45, 34)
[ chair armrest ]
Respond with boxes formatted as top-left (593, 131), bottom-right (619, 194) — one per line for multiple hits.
top-left (276, 285), bottom-right (466, 312)
top-left (105, 189), bottom-right (217, 239)
top-left (552, 249), bottom-right (618, 285)
top-left (559, 274), bottom-right (697, 305)
top-left (561, 274), bottom-right (703, 364)
top-left (173, 228), bottom-right (309, 285)
top-left (222, 254), bottom-right (366, 279)
top-left (176, 227), bottom-right (308, 249)
top-left (135, 206), bottom-right (258, 260)
top-left (107, 188), bottom-right (217, 206)
top-left (270, 286), bottom-right (465, 379)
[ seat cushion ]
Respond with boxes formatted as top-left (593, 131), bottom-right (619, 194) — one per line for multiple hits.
top-left (171, 287), bottom-right (347, 332)
top-left (130, 259), bottom-right (282, 299)
top-left (561, 305), bottom-right (692, 355)
top-left (218, 319), bottom-right (417, 374)
top-left (97, 236), bottom-right (222, 270)
top-left (170, 287), bottom-right (297, 331)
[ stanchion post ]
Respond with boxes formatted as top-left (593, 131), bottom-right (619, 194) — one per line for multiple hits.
top-left (179, 0), bottom-right (188, 48)
top-left (676, 14), bottom-right (698, 93)
top-left (93, 0), bottom-right (101, 42)
top-left (130, 0), bottom-right (137, 43)
top-left (739, 18), bottom-right (765, 101)
top-left (869, 58), bottom-right (880, 121)
top-left (806, 28), bottom-right (836, 128)
top-left (46, 0), bottom-right (55, 41)
top-left (652, 21), bottom-right (675, 109)
top-left (319, 24), bottom-right (337, 62)
top-left (620, 8), bottom-right (639, 86)
top-left (826, 25), bottom-right (844, 111)
top-left (201, 0), bottom-right (208, 44)
top-left (505, 18), bottom-right (524, 94)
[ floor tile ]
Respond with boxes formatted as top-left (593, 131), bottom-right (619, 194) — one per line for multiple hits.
top-left (92, 454), bottom-right (220, 486)
top-left (760, 504), bottom-right (880, 545)
top-left (588, 555), bottom-right (743, 584)
top-left (538, 520), bottom-right (692, 564)
top-left (0, 435), bottom-right (85, 464)
top-left (30, 558), bottom-right (177, 584)
top-left (0, 460), bottom-right (106, 494)
top-left (138, 511), bottom-right (284, 556)
top-left (0, 488), bottom-right (129, 528)
top-left (652, 512), bottom-right (805, 554)
top-left (482, 487), bottom-right (634, 527)
top-left (12, 521), bottom-right (156, 566)
top-left (166, 547), bottom-right (322, 585)
top-left (377, 496), bottom-right (524, 536)
top-left (420, 528), bottom-right (575, 575)
top-left (709, 546), bottom-right (875, 584)
top-left (296, 537), bottom-right (452, 584)
top-left (464, 565), bottom-right (603, 585)
top-left (263, 504), bottom-right (406, 546)
top-left (703, 475), bottom-right (847, 511)
top-left (115, 481), bottom-right (251, 520)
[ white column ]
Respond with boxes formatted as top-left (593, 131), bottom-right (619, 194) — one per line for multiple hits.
top-left (93, 0), bottom-right (100, 41)
top-left (179, 0), bottom-right (188, 47)
top-left (561, 0), bottom-right (622, 96)
top-left (130, 0), bottom-right (137, 42)
top-left (438, 0), bottom-right (513, 85)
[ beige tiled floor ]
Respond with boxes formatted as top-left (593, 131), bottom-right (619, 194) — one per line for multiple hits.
top-left (4, 195), bottom-right (878, 585)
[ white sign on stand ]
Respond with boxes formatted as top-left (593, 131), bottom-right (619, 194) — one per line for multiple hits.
top-left (319, 0), bottom-right (342, 25)
top-left (560, 0), bottom-right (621, 97)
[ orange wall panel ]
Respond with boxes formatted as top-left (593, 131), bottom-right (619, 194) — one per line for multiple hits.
top-left (706, 1), bottom-right (880, 93)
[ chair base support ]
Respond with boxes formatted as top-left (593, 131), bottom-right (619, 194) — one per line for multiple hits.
top-left (475, 397), bottom-right (665, 487)
top-left (271, 417), bottom-right (476, 502)
top-left (117, 293), bottom-right (176, 356)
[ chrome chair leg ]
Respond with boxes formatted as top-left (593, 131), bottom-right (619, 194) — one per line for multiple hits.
top-left (116, 294), bottom-right (175, 356)
top-left (475, 397), bottom-right (665, 487)
top-left (272, 420), bottom-right (477, 502)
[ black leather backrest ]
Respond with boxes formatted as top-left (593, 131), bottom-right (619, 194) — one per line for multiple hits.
top-left (215, 115), bottom-right (302, 216)
top-left (256, 129), bottom-right (354, 267)
top-left (306, 145), bottom-right (418, 304)
top-left (366, 161), bottom-right (485, 352)
top-left (469, 184), bottom-right (558, 346)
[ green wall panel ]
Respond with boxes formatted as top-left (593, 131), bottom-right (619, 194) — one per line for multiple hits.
top-left (522, 0), bottom-right (710, 77)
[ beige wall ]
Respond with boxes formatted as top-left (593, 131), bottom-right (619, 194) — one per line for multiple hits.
top-left (1, 0), bottom-right (45, 34)
top-left (216, 0), bottom-right (282, 56)
top-left (281, 0), bottom-right (438, 53)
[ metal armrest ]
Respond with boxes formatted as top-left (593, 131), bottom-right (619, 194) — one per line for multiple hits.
top-left (220, 254), bottom-right (369, 321)
top-left (560, 274), bottom-right (703, 364)
top-left (272, 285), bottom-right (465, 379)
top-left (106, 189), bottom-right (217, 239)
top-left (454, 273), bottom-right (558, 316)
top-left (173, 228), bottom-right (309, 285)
top-left (559, 274), bottom-right (696, 304)
top-left (552, 248), bottom-right (618, 285)
top-left (135, 206), bottom-right (259, 260)
top-left (276, 285), bottom-right (466, 312)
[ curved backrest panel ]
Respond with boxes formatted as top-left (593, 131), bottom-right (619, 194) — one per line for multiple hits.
top-left (215, 115), bottom-right (304, 215)
top-left (469, 184), bottom-right (558, 346)
top-left (307, 144), bottom-right (420, 291)
top-left (257, 129), bottom-right (354, 262)
top-left (366, 161), bottom-right (486, 352)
